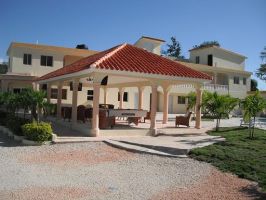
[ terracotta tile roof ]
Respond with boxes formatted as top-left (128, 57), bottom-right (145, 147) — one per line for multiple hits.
top-left (38, 43), bottom-right (212, 81)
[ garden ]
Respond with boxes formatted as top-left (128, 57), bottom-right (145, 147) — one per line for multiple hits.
top-left (188, 91), bottom-right (266, 192)
top-left (0, 88), bottom-right (54, 145)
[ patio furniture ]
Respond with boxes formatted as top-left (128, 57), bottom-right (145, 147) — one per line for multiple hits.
top-left (99, 104), bottom-right (114, 109)
top-left (127, 117), bottom-right (141, 125)
top-left (62, 107), bottom-right (72, 122)
top-left (175, 112), bottom-right (192, 127)
top-left (85, 108), bottom-right (93, 122)
top-left (144, 111), bottom-right (151, 123)
top-left (77, 105), bottom-right (86, 123)
top-left (99, 109), bottom-right (115, 129)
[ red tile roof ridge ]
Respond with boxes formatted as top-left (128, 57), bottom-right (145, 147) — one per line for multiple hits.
top-left (91, 43), bottom-right (126, 68)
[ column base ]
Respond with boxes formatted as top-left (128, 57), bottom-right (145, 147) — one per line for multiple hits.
top-left (148, 128), bottom-right (157, 136)
top-left (90, 128), bottom-right (100, 137)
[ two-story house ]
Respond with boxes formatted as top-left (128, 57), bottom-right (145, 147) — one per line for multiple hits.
top-left (0, 37), bottom-right (252, 114)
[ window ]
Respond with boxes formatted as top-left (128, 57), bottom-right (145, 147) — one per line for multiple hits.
top-left (207, 54), bottom-right (213, 66)
top-left (243, 77), bottom-right (247, 85)
top-left (118, 92), bottom-right (128, 102)
top-left (41, 55), bottom-right (53, 67)
top-left (23, 54), bottom-right (32, 65)
top-left (178, 96), bottom-right (186, 104)
top-left (195, 56), bottom-right (200, 64)
top-left (87, 90), bottom-right (94, 101)
top-left (50, 88), bottom-right (67, 99)
top-left (234, 76), bottom-right (240, 84)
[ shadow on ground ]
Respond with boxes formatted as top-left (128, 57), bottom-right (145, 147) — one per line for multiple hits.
top-left (239, 185), bottom-right (266, 200)
top-left (0, 133), bottom-right (25, 147)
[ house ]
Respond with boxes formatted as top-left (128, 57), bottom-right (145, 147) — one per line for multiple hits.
top-left (0, 37), bottom-right (252, 115)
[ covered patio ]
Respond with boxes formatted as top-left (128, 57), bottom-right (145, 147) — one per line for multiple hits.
top-left (37, 43), bottom-right (212, 137)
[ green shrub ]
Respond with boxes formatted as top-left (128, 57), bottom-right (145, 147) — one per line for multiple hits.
top-left (6, 115), bottom-right (30, 136)
top-left (22, 122), bottom-right (53, 142)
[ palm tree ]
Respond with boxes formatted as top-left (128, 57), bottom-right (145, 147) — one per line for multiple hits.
top-left (242, 91), bottom-right (266, 138)
top-left (203, 92), bottom-right (239, 131)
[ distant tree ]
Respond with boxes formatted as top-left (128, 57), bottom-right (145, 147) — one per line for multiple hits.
top-left (166, 37), bottom-right (182, 58)
top-left (251, 79), bottom-right (258, 91)
top-left (256, 46), bottom-right (266, 81)
top-left (260, 46), bottom-right (266, 63)
top-left (0, 63), bottom-right (8, 74)
top-left (76, 44), bottom-right (88, 49)
top-left (193, 41), bottom-right (220, 49)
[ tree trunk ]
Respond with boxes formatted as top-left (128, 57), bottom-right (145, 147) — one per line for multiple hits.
top-left (216, 118), bottom-right (219, 131)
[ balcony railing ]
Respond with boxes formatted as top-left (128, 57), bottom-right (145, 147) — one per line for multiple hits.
top-left (173, 84), bottom-right (229, 91)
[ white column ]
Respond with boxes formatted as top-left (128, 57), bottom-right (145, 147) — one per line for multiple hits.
top-left (32, 82), bottom-right (40, 91)
top-left (57, 82), bottom-right (63, 119)
top-left (1, 80), bottom-right (8, 92)
top-left (138, 86), bottom-right (145, 110)
top-left (47, 83), bottom-right (51, 103)
top-left (71, 79), bottom-right (79, 124)
top-left (162, 85), bottom-right (171, 124)
top-left (119, 87), bottom-right (125, 109)
top-left (150, 84), bottom-right (158, 135)
top-left (195, 86), bottom-right (203, 129)
top-left (91, 82), bottom-right (100, 136)
top-left (104, 87), bottom-right (108, 104)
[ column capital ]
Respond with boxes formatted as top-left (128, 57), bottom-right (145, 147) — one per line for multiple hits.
top-left (118, 87), bottom-right (125, 93)
top-left (138, 86), bottom-right (145, 92)
top-left (194, 83), bottom-right (203, 90)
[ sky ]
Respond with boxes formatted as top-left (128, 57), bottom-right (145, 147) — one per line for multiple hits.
top-left (1, 0), bottom-right (265, 88)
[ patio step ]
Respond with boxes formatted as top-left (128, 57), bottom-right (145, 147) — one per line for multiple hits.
top-left (104, 139), bottom-right (187, 158)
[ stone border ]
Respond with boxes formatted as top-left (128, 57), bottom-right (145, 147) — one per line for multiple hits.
top-left (22, 139), bottom-right (52, 146)
top-left (0, 125), bottom-right (55, 146)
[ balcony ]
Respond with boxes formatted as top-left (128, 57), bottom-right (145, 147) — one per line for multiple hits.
top-left (171, 83), bottom-right (229, 94)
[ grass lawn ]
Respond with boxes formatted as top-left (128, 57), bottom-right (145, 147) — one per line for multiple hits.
top-left (189, 127), bottom-right (266, 192)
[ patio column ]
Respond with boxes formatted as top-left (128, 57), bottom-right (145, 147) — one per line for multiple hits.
top-left (47, 83), bottom-right (51, 103)
top-left (195, 85), bottom-right (203, 129)
top-left (104, 87), bottom-right (108, 104)
top-left (91, 82), bottom-right (101, 136)
top-left (214, 72), bottom-right (217, 89)
top-left (162, 85), bottom-right (171, 124)
top-left (71, 79), bottom-right (79, 124)
top-left (138, 86), bottom-right (145, 110)
top-left (32, 82), bottom-right (40, 91)
top-left (1, 80), bottom-right (8, 92)
top-left (56, 82), bottom-right (63, 119)
top-left (150, 84), bottom-right (158, 136)
top-left (119, 87), bottom-right (125, 109)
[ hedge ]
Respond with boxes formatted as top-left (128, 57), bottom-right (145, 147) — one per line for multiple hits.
top-left (22, 122), bottom-right (53, 142)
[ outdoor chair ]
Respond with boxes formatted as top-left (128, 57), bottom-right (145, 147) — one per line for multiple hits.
top-left (99, 109), bottom-right (115, 129)
top-left (77, 105), bottom-right (86, 123)
top-left (175, 112), bottom-right (192, 127)
top-left (62, 107), bottom-right (72, 122)
top-left (144, 111), bottom-right (151, 123)
top-left (85, 108), bottom-right (93, 122)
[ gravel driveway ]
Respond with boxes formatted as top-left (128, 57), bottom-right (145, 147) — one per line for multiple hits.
top-left (0, 133), bottom-right (262, 200)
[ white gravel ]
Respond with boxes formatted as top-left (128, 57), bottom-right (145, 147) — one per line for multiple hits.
top-left (0, 133), bottom-right (212, 200)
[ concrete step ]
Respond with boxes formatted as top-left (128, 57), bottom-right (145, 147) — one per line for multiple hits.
top-left (104, 139), bottom-right (187, 158)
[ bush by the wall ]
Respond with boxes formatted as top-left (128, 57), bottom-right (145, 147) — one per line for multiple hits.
top-left (6, 115), bottom-right (30, 136)
top-left (22, 122), bottom-right (53, 142)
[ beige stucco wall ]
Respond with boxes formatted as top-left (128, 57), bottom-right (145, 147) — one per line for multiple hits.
top-left (189, 47), bottom-right (245, 70)
top-left (8, 46), bottom-right (65, 77)
top-left (134, 39), bottom-right (162, 55)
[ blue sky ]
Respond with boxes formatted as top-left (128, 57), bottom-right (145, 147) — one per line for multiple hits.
top-left (1, 0), bottom-right (265, 88)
